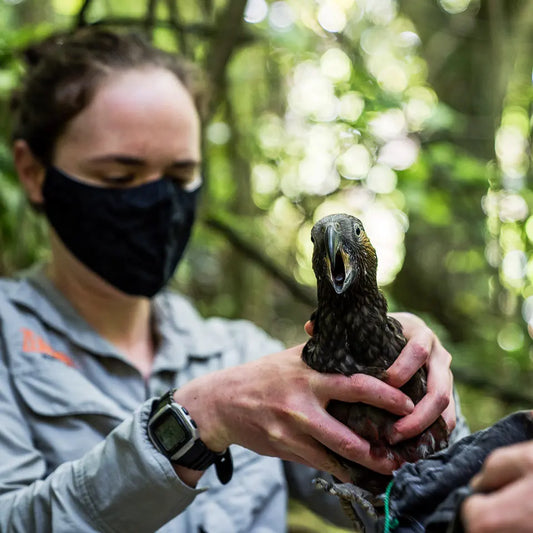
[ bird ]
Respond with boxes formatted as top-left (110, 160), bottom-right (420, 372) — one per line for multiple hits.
top-left (302, 213), bottom-right (448, 530)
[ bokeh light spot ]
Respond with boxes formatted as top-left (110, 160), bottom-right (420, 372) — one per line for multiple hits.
top-left (397, 31), bottom-right (421, 48)
top-left (52, 0), bottom-right (83, 13)
top-left (498, 193), bottom-right (529, 223)
top-left (369, 109), bottom-right (406, 141)
top-left (318, 3), bottom-right (347, 33)
top-left (522, 295), bottom-right (533, 324)
top-left (338, 92), bottom-right (365, 122)
top-left (439, 0), bottom-right (472, 15)
top-left (269, 1), bottom-right (295, 31)
top-left (364, 0), bottom-right (397, 25)
top-left (525, 216), bottom-right (533, 244)
top-left (244, 0), bottom-right (268, 23)
top-left (377, 63), bottom-right (408, 93)
top-left (366, 164), bottom-right (397, 194)
top-left (378, 138), bottom-right (419, 170)
top-left (502, 250), bottom-right (527, 281)
top-left (495, 125), bottom-right (527, 169)
top-left (206, 122), bottom-right (231, 145)
top-left (288, 64), bottom-right (338, 121)
top-left (497, 323), bottom-right (524, 352)
top-left (252, 164), bottom-right (278, 195)
top-left (336, 144), bottom-right (372, 179)
top-left (298, 154), bottom-right (340, 195)
top-left (404, 96), bottom-right (435, 130)
top-left (320, 48), bottom-right (352, 82)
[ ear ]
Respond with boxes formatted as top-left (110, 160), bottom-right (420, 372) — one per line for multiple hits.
top-left (13, 139), bottom-right (46, 204)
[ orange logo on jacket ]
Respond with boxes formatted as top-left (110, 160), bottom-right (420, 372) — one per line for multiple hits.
top-left (21, 328), bottom-right (75, 367)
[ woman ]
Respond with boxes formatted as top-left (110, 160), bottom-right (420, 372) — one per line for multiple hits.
top-left (0, 28), bottom-right (462, 532)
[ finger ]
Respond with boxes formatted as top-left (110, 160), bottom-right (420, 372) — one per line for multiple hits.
top-left (425, 342), bottom-right (453, 398)
top-left (289, 438), bottom-right (351, 482)
top-left (462, 493), bottom-right (503, 533)
top-left (390, 341), bottom-right (452, 442)
top-left (270, 429), bottom-right (352, 482)
top-left (462, 476), bottom-right (533, 533)
top-left (304, 321), bottom-right (314, 337)
top-left (275, 446), bottom-right (347, 481)
top-left (441, 374), bottom-right (456, 432)
top-left (385, 333), bottom-right (432, 388)
top-left (308, 411), bottom-right (399, 475)
top-left (389, 312), bottom-right (425, 337)
top-left (315, 373), bottom-right (414, 415)
top-left (390, 384), bottom-right (450, 443)
top-left (471, 442), bottom-right (533, 492)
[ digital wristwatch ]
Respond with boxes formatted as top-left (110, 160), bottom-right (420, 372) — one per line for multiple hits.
top-left (147, 389), bottom-right (233, 484)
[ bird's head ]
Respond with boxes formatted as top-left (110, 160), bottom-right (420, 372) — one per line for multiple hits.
top-left (310, 213), bottom-right (378, 295)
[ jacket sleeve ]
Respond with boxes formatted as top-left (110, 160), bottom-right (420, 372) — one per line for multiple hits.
top-left (0, 356), bottom-right (203, 533)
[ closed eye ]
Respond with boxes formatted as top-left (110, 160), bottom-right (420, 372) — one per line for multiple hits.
top-left (165, 162), bottom-right (202, 189)
top-left (100, 174), bottom-right (136, 186)
top-left (167, 173), bottom-right (203, 191)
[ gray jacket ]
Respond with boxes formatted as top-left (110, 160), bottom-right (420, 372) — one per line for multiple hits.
top-left (0, 266), bottom-right (346, 532)
top-left (0, 266), bottom-right (469, 532)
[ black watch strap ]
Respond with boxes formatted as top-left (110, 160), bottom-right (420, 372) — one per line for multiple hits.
top-left (152, 389), bottom-right (233, 484)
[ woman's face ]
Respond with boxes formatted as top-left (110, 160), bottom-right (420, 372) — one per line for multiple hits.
top-left (52, 66), bottom-right (201, 190)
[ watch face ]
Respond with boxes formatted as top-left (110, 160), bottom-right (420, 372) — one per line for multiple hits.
top-left (153, 411), bottom-right (190, 453)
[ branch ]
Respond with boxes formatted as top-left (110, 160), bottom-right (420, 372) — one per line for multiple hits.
top-left (76, 0), bottom-right (93, 27)
top-left (452, 365), bottom-right (533, 406)
top-left (206, 0), bottom-right (249, 106)
top-left (199, 0), bottom-right (214, 19)
top-left (165, 0), bottom-right (188, 54)
top-left (144, 0), bottom-right (159, 37)
top-left (203, 215), bottom-right (316, 307)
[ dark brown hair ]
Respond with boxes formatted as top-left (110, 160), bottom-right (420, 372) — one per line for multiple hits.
top-left (11, 28), bottom-right (206, 165)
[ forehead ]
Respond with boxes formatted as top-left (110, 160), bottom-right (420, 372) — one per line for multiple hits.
top-left (55, 67), bottom-right (201, 160)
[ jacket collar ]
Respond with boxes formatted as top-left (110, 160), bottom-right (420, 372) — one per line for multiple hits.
top-left (6, 264), bottom-right (222, 372)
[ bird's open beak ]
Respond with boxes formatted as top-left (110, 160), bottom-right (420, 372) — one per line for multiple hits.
top-left (325, 225), bottom-right (354, 294)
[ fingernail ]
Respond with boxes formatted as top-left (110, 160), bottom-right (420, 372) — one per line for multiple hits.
top-left (389, 429), bottom-right (401, 445)
top-left (404, 399), bottom-right (415, 413)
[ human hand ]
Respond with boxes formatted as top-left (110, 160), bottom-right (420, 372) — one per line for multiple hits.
top-left (174, 345), bottom-right (415, 482)
top-left (383, 312), bottom-right (454, 444)
top-left (461, 440), bottom-right (533, 532)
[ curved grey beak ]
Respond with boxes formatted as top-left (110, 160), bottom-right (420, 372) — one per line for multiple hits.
top-left (324, 224), bottom-right (353, 294)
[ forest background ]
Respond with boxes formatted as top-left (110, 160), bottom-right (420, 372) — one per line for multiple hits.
top-left (0, 0), bottom-right (532, 530)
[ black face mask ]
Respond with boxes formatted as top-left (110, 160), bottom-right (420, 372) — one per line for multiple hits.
top-left (42, 166), bottom-right (200, 297)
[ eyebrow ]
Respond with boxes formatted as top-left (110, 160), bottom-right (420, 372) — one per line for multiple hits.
top-left (87, 155), bottom-right (200, 168)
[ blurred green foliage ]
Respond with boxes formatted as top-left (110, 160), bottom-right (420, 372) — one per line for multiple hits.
top-left (1, 1), bottom-right (533, 529)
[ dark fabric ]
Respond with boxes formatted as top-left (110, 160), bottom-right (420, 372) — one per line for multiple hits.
top-left (43, 166), bottom-right (199, 297)
top-left (375, 411), bottom-right (533, 532)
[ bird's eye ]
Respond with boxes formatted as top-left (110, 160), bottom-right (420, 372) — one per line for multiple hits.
top-left (311, 236), bottom-right (315, 243)
top-left (356, 227), bottom-right (361, 236)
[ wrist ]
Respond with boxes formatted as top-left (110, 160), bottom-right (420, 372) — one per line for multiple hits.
top-left (148, 388), bottom-right (233, 484)
top-left (172, 464), bottom-right (204, 488)
top-left (173, 377), bottom-right (232, 452)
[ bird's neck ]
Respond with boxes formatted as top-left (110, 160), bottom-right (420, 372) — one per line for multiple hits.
top-left (317, 281), bottom-right (388, 320)
top-left (316, 281), bottom-right (391, 371)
